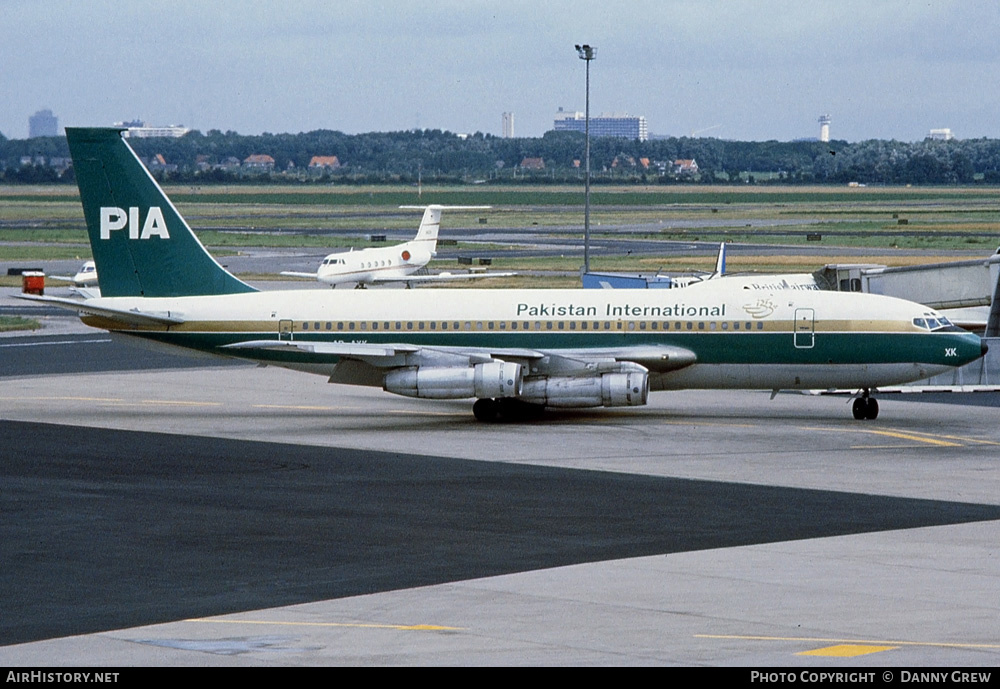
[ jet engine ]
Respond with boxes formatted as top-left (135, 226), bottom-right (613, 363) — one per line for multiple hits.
top-left (519, 368), bottom-right (649, 408)
top-left (384, 361), bottom-right (523, 399)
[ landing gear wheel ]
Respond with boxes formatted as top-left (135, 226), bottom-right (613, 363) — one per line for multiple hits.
top-left (853, 390), bottom-right (879, 421)
top-left (852, 398), bottom-right (867, 420)
top-left (497, 397), bottom-right (545, 421)
top-left (865, 397), bottom-right (879, 420)
top-left (472, 398), bottom-right (499, 422)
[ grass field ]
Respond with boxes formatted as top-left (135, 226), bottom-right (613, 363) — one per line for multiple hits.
top-left (2, 184), bottom-right (998, 275)
top-left (0, 316), bottom-right (40, 331)
top-left (8, 183), bottom-right (1000, 206)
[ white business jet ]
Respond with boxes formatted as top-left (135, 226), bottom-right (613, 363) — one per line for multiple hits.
top-left (50, 260), bottom-right (98, 286)
top-left (281, 205), bottom-right (512, 288)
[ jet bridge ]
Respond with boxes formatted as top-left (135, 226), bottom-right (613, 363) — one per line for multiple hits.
top-left (815, 252), bottom-right (1000, 311)
top-left (887, 251), bottom-right (1000, 385)
top-left (814, 251), bottom-right (1000, 336)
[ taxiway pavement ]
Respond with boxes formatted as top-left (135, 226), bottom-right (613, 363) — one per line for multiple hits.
top-left (1, 314), bottom-right (999, 666)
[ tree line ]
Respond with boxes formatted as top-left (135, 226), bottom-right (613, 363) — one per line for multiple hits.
top-left (3, 127), bottom-right (1000, 185)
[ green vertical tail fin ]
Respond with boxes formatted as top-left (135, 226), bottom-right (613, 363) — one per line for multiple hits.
top-left (66, 127), bottom-right (256, 298)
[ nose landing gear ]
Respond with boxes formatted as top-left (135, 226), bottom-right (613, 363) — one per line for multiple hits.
top-left (852, 390), bottom-right (879, 420)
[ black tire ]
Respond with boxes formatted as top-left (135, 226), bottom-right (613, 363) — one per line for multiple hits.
top-left (472, 398), bottom-right (498, 422)
top-left (852, 397), bottom-right (867, 420)
top-left (865, 397), bottom-right (879, 420)
top-left (497, 397), bottom-right (545, 421)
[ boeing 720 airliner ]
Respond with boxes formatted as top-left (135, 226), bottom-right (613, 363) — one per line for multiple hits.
top-left (21, 129), bottom-right (987, 422)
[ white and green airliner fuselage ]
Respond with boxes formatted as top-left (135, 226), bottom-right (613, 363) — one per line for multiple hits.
top-left (25, 128), bottom-right (987, 422)
top-left (79, 286), bottom-right (982, 391)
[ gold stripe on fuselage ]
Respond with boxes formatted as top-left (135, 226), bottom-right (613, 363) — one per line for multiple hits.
top-left (83, 316), bottom-right (920, 335)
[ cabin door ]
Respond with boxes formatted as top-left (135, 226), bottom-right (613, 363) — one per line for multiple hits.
top-left (278, 319), bottom-right (294, 341)
top-left (794, 308), bottom-right (815, 348)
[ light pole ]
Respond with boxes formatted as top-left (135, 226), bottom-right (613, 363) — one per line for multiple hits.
top-left (575, 44), bottom-right (595, 275)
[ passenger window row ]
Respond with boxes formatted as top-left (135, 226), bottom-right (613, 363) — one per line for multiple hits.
top-left (296, 320), bottom-right (768, 332)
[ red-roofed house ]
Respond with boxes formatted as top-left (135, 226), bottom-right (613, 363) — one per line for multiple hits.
top-left (309, 155), bottom-right (341, 170)
top-left (243, 154), bottom-right (275, 170)
top-left (674, 159), bottom-right (699, 175)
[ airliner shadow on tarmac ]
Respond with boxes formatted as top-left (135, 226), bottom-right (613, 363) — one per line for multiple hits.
top-left (0, 332), bottom-right (249, 378)
top-left (4, 419), bottom-right (1000, 646)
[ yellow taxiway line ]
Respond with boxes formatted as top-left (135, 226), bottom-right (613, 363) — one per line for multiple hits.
top-left (697, 633), bottom-right (1000, 651)
top-left (188, 617), bottom-right (462, 632)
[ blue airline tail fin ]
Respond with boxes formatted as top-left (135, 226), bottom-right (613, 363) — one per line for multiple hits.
top-left (714, 242), bottom-right (726, 278)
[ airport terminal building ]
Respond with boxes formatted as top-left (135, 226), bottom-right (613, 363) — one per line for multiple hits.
top-left (553, 108), bottom-right (648, 141)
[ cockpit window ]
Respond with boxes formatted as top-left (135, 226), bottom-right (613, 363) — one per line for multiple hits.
top-left (913, 315), bottom-right (960, 332)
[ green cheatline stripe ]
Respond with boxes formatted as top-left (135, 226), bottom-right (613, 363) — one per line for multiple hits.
top-left (123, 329), bottom-right (979, 367)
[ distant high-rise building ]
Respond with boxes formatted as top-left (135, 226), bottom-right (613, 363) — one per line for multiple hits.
top-left (29, 109), bottom-right (58, 138)
top-left (818, 114), bottom-right (831, 143)
top-left (553, 107), bottom-right (648, 141)
top-left (502, 112), bottom-right (514, 138)
top-left (929, 128), bottom-right (954, 141)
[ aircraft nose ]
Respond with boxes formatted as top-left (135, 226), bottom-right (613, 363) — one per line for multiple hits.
top-left (983, 340), bottom-right (990, 357)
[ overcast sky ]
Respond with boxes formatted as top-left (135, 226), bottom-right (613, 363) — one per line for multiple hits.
top-left (4, 0), bottom-right (1000, 142)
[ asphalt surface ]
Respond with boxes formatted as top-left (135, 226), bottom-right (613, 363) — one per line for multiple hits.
top-left (6, 418), bottom-right (996, 648)
top-left (2, 298), bottom-right (999, 666)
top-left (0, 332), bottom-right (247, 377)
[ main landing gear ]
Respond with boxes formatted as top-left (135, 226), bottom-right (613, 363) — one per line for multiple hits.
top-left (473, 397), bottom-right (545, 422)
top-left (852, 389), bottom-right (879, 420)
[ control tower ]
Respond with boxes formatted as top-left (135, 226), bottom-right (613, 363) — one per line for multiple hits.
top-left (818, 114), bottom-right (831, 142)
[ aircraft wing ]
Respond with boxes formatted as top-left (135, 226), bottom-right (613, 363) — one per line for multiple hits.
top-left (370, 271), bottom-right (516, 283)
top-left (279, 271), bottom-right (319, 279)
top-left (221, 339), bottom-right (694, 369)
top-left (220, 339), bottom-right (696, 386)
top-left (14, 293), bottom-right (185, 326)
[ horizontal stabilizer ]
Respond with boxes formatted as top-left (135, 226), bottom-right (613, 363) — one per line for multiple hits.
top-left (398, 205), bottom-right (493, 210)
top-left (69, 286), bottom-right (102, 299)
top-left (15, 293), bottom-right (185, 326)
